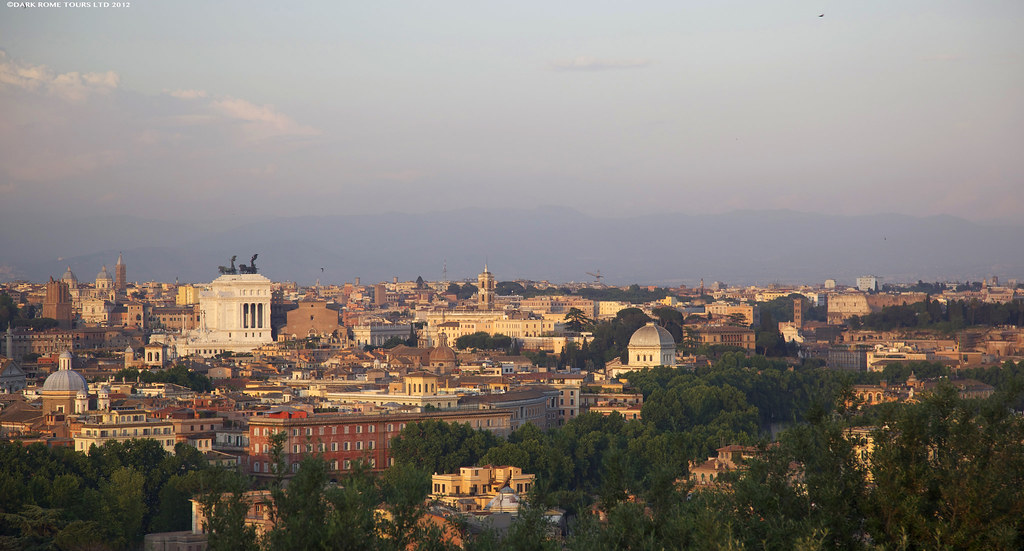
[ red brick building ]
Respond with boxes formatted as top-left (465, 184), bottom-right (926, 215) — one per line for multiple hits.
top-left (245, 409), bottom-right (514, 479)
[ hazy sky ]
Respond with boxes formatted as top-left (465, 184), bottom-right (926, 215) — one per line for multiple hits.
top-left (1, 1), bottom-right (1022, 222)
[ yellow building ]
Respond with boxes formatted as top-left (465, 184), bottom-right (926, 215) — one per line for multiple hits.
top-left (176, 284), bottom-right (199, 306)
top-left (696, 326), bottom-right (756, 351)
top-left (704, 302), bottom-right (760, 326)
top-left (74, 409), bottom-right (176, 453)
top-left (431, 465), bottom-right (535, 512)
top-left (328, 371), bottom-right (461, 410)
top-left (689, 445), bottom-right (761, 488)
top-left (597, 301), bottom-right (631, 320)
top-left (844, 427), bottom-right (876, 483)
top-left (520, 296), bottom-right (597, 317)
top-left (424, 314), bottom-right (563, 346)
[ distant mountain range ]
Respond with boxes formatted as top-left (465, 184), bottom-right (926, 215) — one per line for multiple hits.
top-left (2, 208), bottom-right (1022, 287)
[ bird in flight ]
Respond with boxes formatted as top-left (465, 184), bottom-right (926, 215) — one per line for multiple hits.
top-left (818, 13), bottom-right (824, 17)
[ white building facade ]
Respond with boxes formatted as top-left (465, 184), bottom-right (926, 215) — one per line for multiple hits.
top-left (152, 274), bottom-right (273, 357)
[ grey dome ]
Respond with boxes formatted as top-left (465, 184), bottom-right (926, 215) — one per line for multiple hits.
top-left (42, 368), bottom-right (88, 393)
top-left (486, 486), bottom-right (521, 512)
top-left (96, 265), bottom-right (112, 282)
top-left (628, 322), bottom-right (675, 348)
top-left (61, 266), bottom-right (78, 286)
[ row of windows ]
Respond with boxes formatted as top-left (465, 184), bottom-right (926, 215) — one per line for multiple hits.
top-left (78, 438), bottom-right (173, 451)
top-left (253, 423), bottom-right (407, 438)
top-left (85, 426), bottom-right (172, 437)
top-left (253, 458), bottom-right (376, 473)
top-left (292, 440), bottom-right (378, 453)
top-left (257, 438), bottom-right (392, 454)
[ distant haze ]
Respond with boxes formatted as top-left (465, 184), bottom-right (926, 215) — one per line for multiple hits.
top-left (2, 208), bottom-right (1021, 286)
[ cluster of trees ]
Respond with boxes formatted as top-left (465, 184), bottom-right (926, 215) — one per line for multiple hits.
top-left (390, 352), bottom-right (836, 513)
top-left (850, 298), bottom-right (1024, 332)
top-left (885, 280), bottom-right (985, 293)
top-left (492, 282), bottom-right (673, 304)
top-left (554, 384), bottom-right (1024, 550)
top-left (553, 300), bottom-right (800, 371)
top-left (566, 308), bottom-right (653, 370)
top-left (113, 365), bottom-right (214, 392)
top-left (0, 293), bottom-right (60, 332)
top-left (276, 360), bottom-right (1024, 549)
top-left (448, 281), bottom-right (675, 305)
top-left (444, 283), bottom-right (479, 301)
top-left (0, 439), bottom-right (212, 549)
top-left (198, 458), bottom-right (465, 551)
top-left (6, 353), bottom-right (1023, 549)
top-left (454, 332), bottom-right (514, 352)
top-left (541, 308), bottom-right (653, 371)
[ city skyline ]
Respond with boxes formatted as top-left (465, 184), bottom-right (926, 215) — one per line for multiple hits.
top-left (1, 1), bottom-right (1022, 224)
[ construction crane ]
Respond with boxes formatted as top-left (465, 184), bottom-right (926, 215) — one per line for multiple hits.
top-left (586, 270), bottom-right (603, 285)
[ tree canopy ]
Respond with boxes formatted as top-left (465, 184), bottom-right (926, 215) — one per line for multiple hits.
top-left (454, 332), bottom-right (512, 351)
top-left (0, 439), bottom-right (210, 549)
top-left (113, 365), bottom-right (214, 392)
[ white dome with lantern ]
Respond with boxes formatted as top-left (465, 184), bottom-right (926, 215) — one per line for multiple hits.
top-left (627, 322), bottom-right (676, 367)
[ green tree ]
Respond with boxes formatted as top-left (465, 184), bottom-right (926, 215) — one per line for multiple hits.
top-left (53, 520), bottom-right (109, 551)
top-left (0, 505), bottom-right (65, 551)
top-left (0, 293), bottom-right (18, 330)
top-left (680, 326), bottom-right (699, 355)
top-left (378, 464), bottom-right (432, 551)
top-left (323, 464), bottom-right (383, 551)
top-left (456, 283), bottom-right (478, 301)
top-left (725, 312), bottom-right (748, 327)
top-left (266, 457), bottom-right (333, 550)
top-left (866, 385), bottom-right (1024, 549)
top-left (454, 332), bottom-right (512, 351)
top-left (495, 503), bottom-right (561, 551)
top-left (564, 308), bottom-right (595, 332)
top-left (390, 420), bottom-right (500, 474)
top-left (652, 307), bottom-right (684, 342)
top-left (100, 467), bottom-right (146, 548)
top-left (194, 469), bottom-right (260, 551)
top-left (496, 281), bottom-right (526, 296)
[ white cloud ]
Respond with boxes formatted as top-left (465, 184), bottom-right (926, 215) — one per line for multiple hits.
top-left (0, 50), bottom-right (118, 102)
top-left (0, 52), bottom-right (321, 192)
top-left (210, 96), bottom-right (320, 140)
top-left (167, 88), bottom-right (208, 99)
top-left (550, 56), bottom-right (651, 71)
